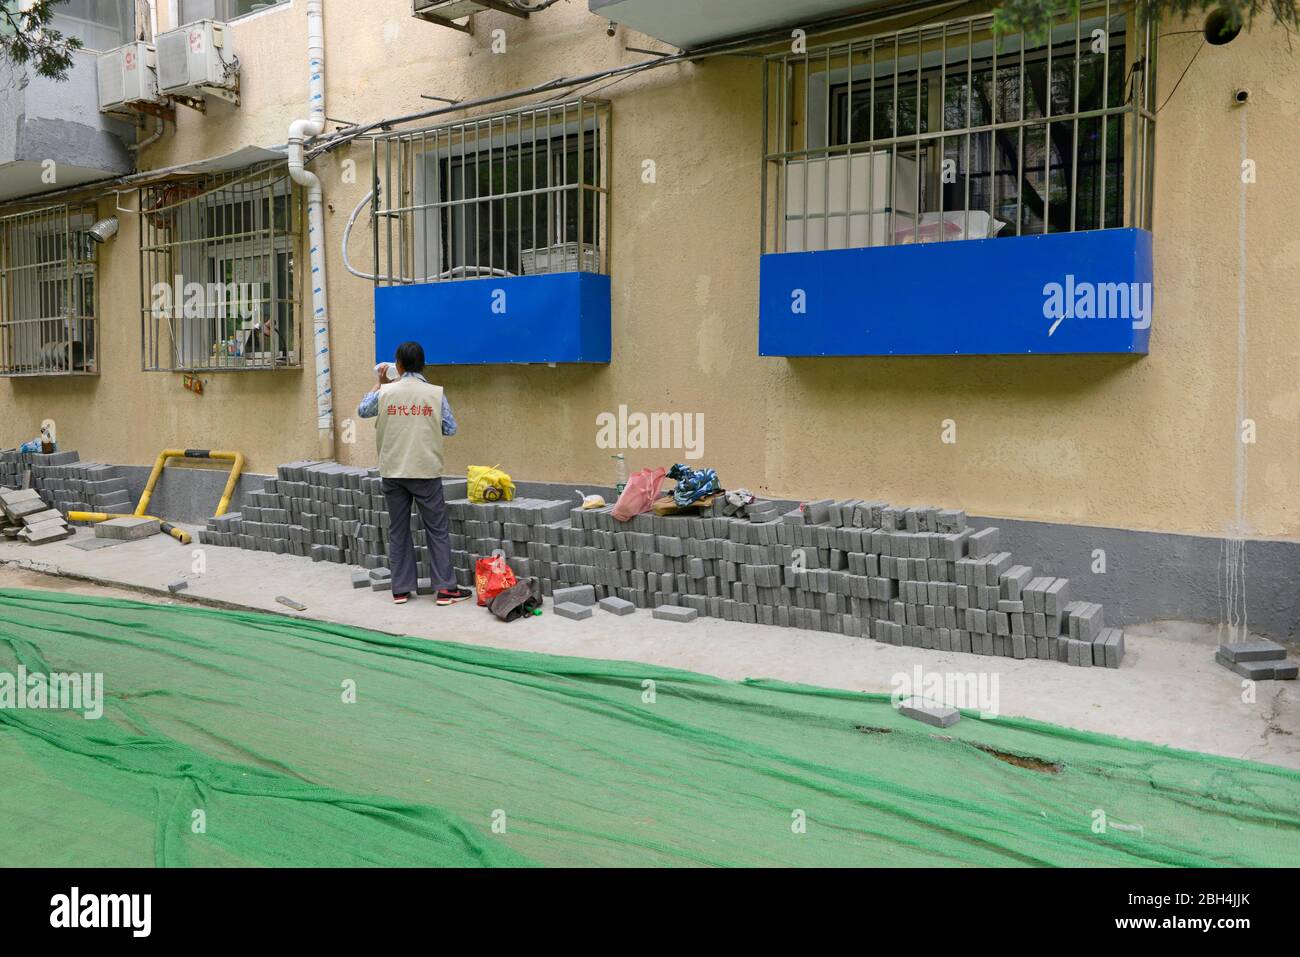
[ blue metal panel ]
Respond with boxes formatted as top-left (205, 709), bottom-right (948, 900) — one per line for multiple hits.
top-left (759, 228), bottom-right (1153, 357)
top-left (374, 272), bottom-right (611, 365)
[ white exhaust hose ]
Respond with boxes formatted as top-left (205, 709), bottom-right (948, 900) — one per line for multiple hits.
top-left (286, 0), bottom-right (334, 461)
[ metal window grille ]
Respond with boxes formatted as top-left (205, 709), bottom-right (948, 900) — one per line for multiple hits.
top-left (0, 204), bottom-right (99, 377)
top-left (140, 163), bottom-right (303, 372)
top-left (762, 2), bottom-right (1155, 253)
top-left (372, 97), bottom-right (610, 286)
top-left (180, 0), bottom-right (288, 22)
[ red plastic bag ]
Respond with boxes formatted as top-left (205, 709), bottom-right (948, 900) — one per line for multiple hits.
top-left (475, 554), bottom-right (517, 606)
top-left (612, 466), bottom-right (667, 522)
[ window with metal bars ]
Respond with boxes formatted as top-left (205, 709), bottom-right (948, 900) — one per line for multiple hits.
top-left (372, 97), bottom-right (609, 285)
top-left (139, 164), bottom-right (302, 372)
top-left (179, 0), bottom-right (289, 22)
top-left (0, 204), bottom-right (99, 377)
top-left (51, 0), bottom-right (136, 52)
top-left (762, 3), bottom-right (1155, 254)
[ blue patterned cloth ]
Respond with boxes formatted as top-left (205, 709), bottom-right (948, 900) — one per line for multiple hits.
top-left (667, 463), bottom-right (720, 507)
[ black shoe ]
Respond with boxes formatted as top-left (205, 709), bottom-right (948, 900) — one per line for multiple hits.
top-left (436, 587), bottom-right (473, 606)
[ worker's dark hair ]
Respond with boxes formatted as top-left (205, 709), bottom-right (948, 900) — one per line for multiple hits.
top-left (394, 341), bottom-right (425, 373)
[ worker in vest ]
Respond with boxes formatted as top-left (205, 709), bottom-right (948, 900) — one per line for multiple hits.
top-left (358, 341), bottom-right (472, 606)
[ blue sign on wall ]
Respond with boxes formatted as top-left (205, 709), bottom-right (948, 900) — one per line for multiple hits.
top-left (374, 272), bottom-right (611, 365)
top-left (759, 228), bottom-right (1153, 357)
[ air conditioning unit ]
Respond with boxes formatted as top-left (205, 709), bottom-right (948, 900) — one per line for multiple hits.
top-left (156, 20), bottom-right (239, 102)
top-left (414, 0), bottom-right (492, 19)
top-left (96, 42), bottom-right (164, 114)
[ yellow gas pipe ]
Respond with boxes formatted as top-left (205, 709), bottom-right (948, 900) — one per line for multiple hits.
top-left (69, 448), bottom-right (244, 546)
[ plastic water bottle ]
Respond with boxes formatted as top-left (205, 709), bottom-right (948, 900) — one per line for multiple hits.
top-left (612, 453), bottom-right (628, 497)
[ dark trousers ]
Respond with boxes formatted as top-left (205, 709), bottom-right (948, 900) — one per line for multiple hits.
top-left (383, 477), bottom-right (455, 596)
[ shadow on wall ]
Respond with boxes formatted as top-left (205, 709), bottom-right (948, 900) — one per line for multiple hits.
top-left (785, 353), bottom-right (1143, 400)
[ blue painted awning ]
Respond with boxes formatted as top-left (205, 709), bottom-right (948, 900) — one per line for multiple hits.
top-left (375, 272), bottom-right (611, 365)
top-left (758, 228), bottom-right (1153, 357)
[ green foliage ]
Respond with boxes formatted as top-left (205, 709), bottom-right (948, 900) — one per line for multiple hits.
top-left (1, 1), bottom-right (85, 82)
top-left (992, 0), bottom-right (1297, 37)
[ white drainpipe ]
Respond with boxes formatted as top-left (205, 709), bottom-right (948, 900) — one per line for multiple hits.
top-left (287, 0), bottom-right (334, 461)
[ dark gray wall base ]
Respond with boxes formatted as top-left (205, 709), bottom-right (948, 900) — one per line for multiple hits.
top-left (966, 516), bottom-right (1298, 641)
top-left (118, 465), bottom-right (272, 527)
top-left (111, 463), bottom-right (1298, 641)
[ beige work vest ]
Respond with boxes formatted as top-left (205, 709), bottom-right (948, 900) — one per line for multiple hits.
top-left (375, 376), bottom-right (446, 479)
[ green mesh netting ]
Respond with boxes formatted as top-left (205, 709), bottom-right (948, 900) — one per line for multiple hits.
top-left (1, 587), bottom-right (1296, 867)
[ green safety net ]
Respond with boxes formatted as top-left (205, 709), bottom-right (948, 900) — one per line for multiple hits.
top-left (1, 587), bottom-right (1297, 867)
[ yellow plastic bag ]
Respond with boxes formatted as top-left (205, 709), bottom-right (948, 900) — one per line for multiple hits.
top-left (467, 464), bottom-right (516, 503)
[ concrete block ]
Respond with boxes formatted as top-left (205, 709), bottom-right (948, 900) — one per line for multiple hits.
top-left (1044, 578), bottom-right (1071, 616)
top-left (95, 517), bottom-right (160, 540)
top-left (276, 596), bottom-right (308, 611)
top-left (351, 570), bottom-right (370, 589)
top-left (599, 596), bottom-right (636, 616)
top-left (553, 584), bottom-right (597, 606)
top-left (1075, 637), bottom-right (1092, 667)
top-left (167, 579), bottom-right (188, 594)
top-left (652, 604), bottom-right (698, 623)
top-left (897, 697), bottom-right (960, 728)
top-left (1092, 639), bottom-right (1108, 667)
top-left (555, 601), bottom-right (593, 621)
top-left (22, 524), bottom-right (72, 545)
top-left (6, 498), bottom-right (49, 521)
top-left (802, 499), bottom-right (832, 524)
top-left (966, 527), bottom-right (1000, 558)
top-left (1218, 640), bottom-right (1286, 663)
top-left (1216, 653), bottom-right (1276, 680)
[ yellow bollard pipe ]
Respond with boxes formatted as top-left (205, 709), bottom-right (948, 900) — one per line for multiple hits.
top-left (135, 448), bottom-right (244, 519)
top-left (134, 449), bottom-right (178, 519)
top-left (69, 511), bottom-right (192, 545)
top-left (211, 450), bottom-right (245, 517)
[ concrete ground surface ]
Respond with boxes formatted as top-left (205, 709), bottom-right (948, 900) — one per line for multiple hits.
top-left (1, 526), bottom-right (1296, 771)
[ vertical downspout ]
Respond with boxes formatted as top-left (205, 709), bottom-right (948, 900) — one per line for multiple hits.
top-left (286, 0), bottom-right (335, 461)
top-left (129, 2), bottom-right (164, 154)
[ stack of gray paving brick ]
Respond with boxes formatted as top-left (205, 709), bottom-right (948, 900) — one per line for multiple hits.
top-left (1216, 640), bottom-right (1297, 680)
top-left (0, 449), bottom-right (132, 519)
top-left (198, 460), bottom-right (381, 563)
top-left (0, 487), bottom-right (73, 544)
top-left (199, 464), bottom-right (1125, 668)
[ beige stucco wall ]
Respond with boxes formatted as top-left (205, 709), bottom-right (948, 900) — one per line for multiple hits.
top-left (2, 0), bottom-right (1296, 540)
